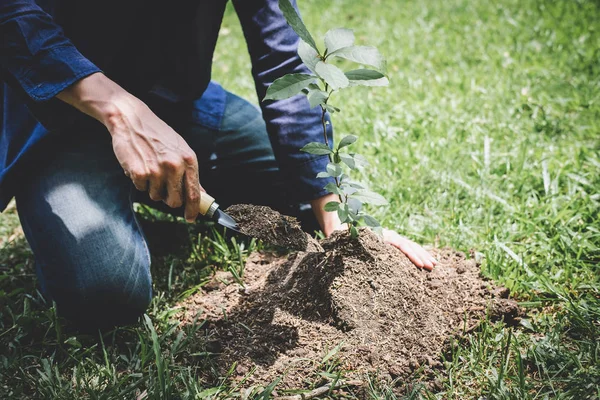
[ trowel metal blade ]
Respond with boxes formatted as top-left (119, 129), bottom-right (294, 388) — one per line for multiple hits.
top-left (213, 208), bottom-right (241, 233)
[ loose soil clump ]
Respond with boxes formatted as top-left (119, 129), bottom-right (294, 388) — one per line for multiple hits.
top-left (225, 204), bottom-right (322, 252)
top-left (179, 207), bottom-right (522, 391)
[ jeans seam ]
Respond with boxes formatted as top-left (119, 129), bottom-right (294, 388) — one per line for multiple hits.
top-left (16, 204), bottom-right (46, 296)
top-left (128, 186), bottom-right (153, 302)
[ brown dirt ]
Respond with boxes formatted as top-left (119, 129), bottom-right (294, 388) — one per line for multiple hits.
top-left (179, 209), bottom-right (522, 391)
top-left (225, 204), bottom-right (322, 252)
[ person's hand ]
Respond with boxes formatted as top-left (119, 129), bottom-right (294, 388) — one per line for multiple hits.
top-left (311, 193), bottom-right (437, 270)
top-left (106, 95), bottom-right (203, 222)
top-left (310, 193), bottom-right (345, 236)
top-left (57, 73), bottom-right (203, 222)
top-left (382, 228), bottom-right (437, 271)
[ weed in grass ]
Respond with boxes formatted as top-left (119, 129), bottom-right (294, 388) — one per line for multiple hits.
top-left (206, 229), bottom-right (257, 287)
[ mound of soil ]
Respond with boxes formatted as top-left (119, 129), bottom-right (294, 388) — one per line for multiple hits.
top-left (179, 208), bottom-right (522, 390)
top-left (225, 204), bottom-right (322, 252)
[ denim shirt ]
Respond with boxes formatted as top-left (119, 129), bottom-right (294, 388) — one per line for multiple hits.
top-left (0, 0), bottom-right (332, 211)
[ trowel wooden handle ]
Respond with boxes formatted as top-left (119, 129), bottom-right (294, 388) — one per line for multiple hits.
top-left (199, 192), bottom-right (216, 216)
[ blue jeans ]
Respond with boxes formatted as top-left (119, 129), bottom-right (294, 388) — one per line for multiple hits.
top-left (15, 87), bottom-right (313, 329)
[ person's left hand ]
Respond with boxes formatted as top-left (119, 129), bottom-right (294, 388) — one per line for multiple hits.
top-left (310, 194), bottom-right (437, 271)
top-left (382, 228), bottom-right (436, 271)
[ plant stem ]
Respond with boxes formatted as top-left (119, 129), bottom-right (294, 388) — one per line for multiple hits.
top-left (320, 104), bottom-right (330, 148)
top-left (320, 105), bottom-right (344, 205)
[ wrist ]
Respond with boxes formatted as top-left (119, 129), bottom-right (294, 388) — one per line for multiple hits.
top-left (56, 72), bottom-right (135, 133)
top-left (310, 193), bottom-right (343, 236)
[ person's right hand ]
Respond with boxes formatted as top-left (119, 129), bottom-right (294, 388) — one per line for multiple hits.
top-left (107, 95), bottom-right (203, 222)
top-left (57, 72), bottom-right (203, 222)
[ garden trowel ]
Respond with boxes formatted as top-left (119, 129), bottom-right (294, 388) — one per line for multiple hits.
top-left (198, 193), bottom-right (241, 233)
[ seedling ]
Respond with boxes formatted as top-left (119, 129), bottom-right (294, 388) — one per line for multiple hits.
top-left (264, 0), bottom-right (389, 238)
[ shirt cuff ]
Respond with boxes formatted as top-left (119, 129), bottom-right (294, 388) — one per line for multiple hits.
top-left (282, 154), bottom-right (336, 203)
top-left (15, 45), bottom-right (101, 102)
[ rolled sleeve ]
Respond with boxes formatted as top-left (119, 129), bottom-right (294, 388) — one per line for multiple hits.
top-left (291, 154), bottom-right (332, 201)
top-left (0, 0), bottom-right (101, 102)
top-left (234, 0), bottom-right (335, 202)
top-left (263, 92), bottom-right (336, 202)
top-left (12, 44), bottom-right (100, 101)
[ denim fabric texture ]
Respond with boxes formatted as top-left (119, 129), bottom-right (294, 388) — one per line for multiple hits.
top-left (15, 84), bottom-right (318, 329)
top-left (0, 0), bottom-right (334, 209)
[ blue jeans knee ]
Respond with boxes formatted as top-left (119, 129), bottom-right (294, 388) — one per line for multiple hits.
top-left (15, 144), bottom-right (154, 330)
top-left (37, 238), bottom-right (153, 329)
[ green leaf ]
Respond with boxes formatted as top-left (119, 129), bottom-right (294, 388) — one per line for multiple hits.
top-left (324, 201), bottom-right (340, 212)
top-left (362, 214), bottom-right (381, 228)
top-left (264, 73), bottom-right (315, 101)
top-left (256, 377), bottom-right (282, 400)
top-left (325, 104), bottom-right (340, 114)
top-left (337, 203), bottom-right (350, 223)
top-left (338, 134), bottom-right (357, 149)
top-left (345, 69), bottom-right (390, 87)
top-left (322, 342), bottom-right (344, 363)
top-left (520, 319), bottom-right (535, 331)
top-left (350, 225), bottom-right (359, 238)
top-left (345, 69), bottom-right (385, 80)
top-left (278, 0), bottom-right (319, 52)
top-left (196, 387), bottom-right (221, 399)
top-left (144, 315), bottom-right (166, 395)
top-left (64, 336), bottom-right (82, 348)
top-left (326, 163), bottom-right (343, 177)
top-left (324, 28), bottom-right (355, 53)
top-left (324, 182), bottom-right (343, 195)
top-left (298, 40), bottom-right (320, 72)
top-left (328, 46), bottom-right (386, 72)
top-left (316, 171), bottom-right (331, 178)
top-left (348, 197), bottom-right (362, 213)
top-left (346, 180), bottom-right (365, 189)
top-left (352, 153), bottom-right (370, 167)
top-left (351, 190), bottom-right (388, 206)
top-left (315, 62), bottom-right (349, 90)
top-left (307, 89), bottom-right (328, 108)
top-left (300, 142), bottom-right (332, 155)
top-left (340, 182), bottom-right (357, 195)
top-left (347, 205), bottom-right (359, 220)
top-left (349, 77), bottom-right (389, 87)
top-left (339, 153), bottom-right (356, 169)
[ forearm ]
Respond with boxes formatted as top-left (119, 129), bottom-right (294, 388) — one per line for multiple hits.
top-left (234, 0), bottom-right (334, 202)
top-left (56, 72), bottom-right (139, 133)
top-left (56, 72), bottom-right (203, 222)
top-left (311, 193), bottom-right (343, 236)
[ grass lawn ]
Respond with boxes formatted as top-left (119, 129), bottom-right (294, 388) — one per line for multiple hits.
top-left (1, 0), bottom-right (599, 398)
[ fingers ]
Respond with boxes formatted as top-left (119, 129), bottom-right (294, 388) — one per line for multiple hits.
top-left (163, 161), bottom-right (185, 208)
top-left (129, 171), bottom-right (149, 192)
top-left (400, 240), bottom-right (431, 271)
top-left (109, 100), bottom-right (204, 217)
top-left (413, 242), bottom-right (436, 271)
top-left (182, 152), bottom-right (202, 223)
top-left (124, 152), bottom-right (201, 220)
top-left (148, 171), bottom-right (166, 202)
top-left (383, 229), bottom-right (437, 271)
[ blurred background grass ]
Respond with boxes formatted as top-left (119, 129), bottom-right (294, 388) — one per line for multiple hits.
top-left (1, 0), bottom-right (599, 398)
